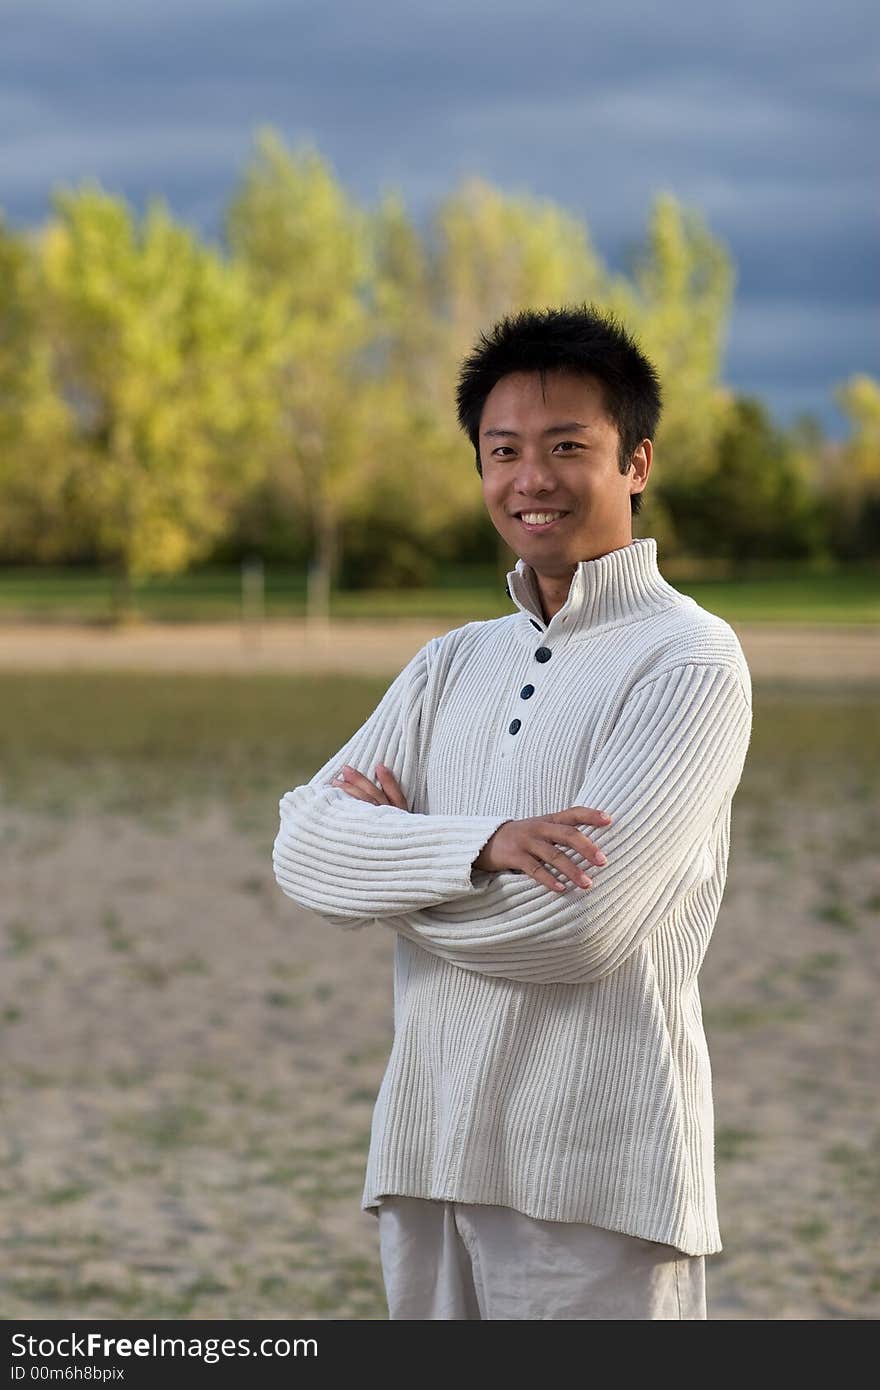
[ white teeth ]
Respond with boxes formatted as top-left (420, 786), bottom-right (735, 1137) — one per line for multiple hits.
top-left (520, 512), bottom-right (565, 525)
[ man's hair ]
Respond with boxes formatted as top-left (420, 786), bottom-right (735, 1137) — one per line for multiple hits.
top-left (456, 302), bottom-right (663, 517)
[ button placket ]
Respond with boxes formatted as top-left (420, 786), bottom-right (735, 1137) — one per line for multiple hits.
top-left (509, 628), bottom-right (571, 741)
top-left (509, 608), bottom-right (572, 744)
top-left (507, 657), bottom-right (546, 743)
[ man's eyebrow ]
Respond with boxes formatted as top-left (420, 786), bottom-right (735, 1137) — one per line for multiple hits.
top-left (481, 421), bottom-right (594, 438)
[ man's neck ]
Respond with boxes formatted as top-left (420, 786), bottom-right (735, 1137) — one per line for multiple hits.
top-left (533, 539), bottom-right (634, 623)
top-left (534, 569), bottom-right (577, 624)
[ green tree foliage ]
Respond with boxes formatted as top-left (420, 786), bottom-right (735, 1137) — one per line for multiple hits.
top-left (835, 375), bottom-right (880, 488)
top-left (0, 215), bottom-right (79, 561)
top-left (0, 132), bottom-right (871, 591)
top-left (225, 129), bottom-right (377, 618)
top-left (625, 193), bottom-right (737, 551)
top-left (826, 374), bottom-right (880, 558)
top-left (37, 182), bottom-right (273, 612)
top-left (436, 174), bottom-right (607, 353)
top-left (370, 187), bottom-right (440, 393)
top-left (339, 189), bottom-right (452, 585)
top-left (660, 395), bottom-right (826, 563)
top-left (428, 175), bottom-right (614, 578)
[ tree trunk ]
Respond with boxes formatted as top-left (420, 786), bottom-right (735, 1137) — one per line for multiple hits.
top-left (307, 499), bottom-right (338, 628)
top-left (109, 563), bottom-right (137, 626)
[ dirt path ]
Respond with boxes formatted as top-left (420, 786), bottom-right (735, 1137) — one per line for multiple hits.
top-left (0, 619), bottom-right (877, 682)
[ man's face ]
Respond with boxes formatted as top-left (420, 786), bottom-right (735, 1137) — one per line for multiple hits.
top-left (478, 368), bottom-right (650, 578)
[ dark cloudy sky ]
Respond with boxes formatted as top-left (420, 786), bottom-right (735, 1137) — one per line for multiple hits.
top-left (2, 0), bottom-right (877, 438)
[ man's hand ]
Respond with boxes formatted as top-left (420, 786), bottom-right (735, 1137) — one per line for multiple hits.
top-left (328, 770), bottom-right (612, 896)
top-left (473, 807), bottom-right (613, 894)
top-left (329, 763), bottom-right (411, 811)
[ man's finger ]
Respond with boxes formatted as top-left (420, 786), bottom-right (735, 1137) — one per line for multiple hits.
top-left (330, 775), bottom-right (383, 805)
top-left (375, 764), bottom-right (409, 810)
top-left (342, 764), bottom-right (385, 794)
top-left (548, 806), bottom-right (614, 824)
top-left (332, 764), bottom-right (388, 803)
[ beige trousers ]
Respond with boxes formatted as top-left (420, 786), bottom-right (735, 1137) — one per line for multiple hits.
top-left (376, 1194), bottom-right (707, 1320)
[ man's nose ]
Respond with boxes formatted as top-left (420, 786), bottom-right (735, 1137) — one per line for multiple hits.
top-left (512, 448), bottom-right (558, 493)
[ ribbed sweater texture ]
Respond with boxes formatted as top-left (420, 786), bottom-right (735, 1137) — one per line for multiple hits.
top-left (272, 537), bottom-right (753, 1255)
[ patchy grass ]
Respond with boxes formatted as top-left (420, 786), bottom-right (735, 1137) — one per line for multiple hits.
top-left (0, 562), bottom-right (877, 624)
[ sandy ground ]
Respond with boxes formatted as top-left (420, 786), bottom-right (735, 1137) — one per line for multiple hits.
top-left (1, 773), bottom-right (877, 1320)
top-left (0, 617), bottom-right (877, 682)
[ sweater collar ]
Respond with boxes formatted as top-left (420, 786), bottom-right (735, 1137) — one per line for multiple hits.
top-left (505, 536), bottom-right (685, 637)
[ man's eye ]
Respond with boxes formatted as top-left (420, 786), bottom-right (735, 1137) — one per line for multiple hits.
top-left (491, 443), bottom-right (583, 457)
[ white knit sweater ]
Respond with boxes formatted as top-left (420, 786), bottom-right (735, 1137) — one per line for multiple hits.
top-left (272, 537), bottom-right (753, 1255)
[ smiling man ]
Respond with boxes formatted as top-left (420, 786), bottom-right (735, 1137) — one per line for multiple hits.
top-left (272, 303), bottom-right (754, 1320)
top-left (480, 367), bottom-right (649, 623)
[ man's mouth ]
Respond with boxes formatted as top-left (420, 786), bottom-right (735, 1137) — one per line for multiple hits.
top-left (514, 510), bottom-right (570, 533)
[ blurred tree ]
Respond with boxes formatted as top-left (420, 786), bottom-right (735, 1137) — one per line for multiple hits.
top-left (369, 187), bottom-right (441, 394)
top-left (661, 395), bottom-right (825, 564)
top-left (225, 127), bottom-right (378, 620)
top-left (784, 411), bottom-right (836, 565)
top-left (829, 374), bottom-right (880, 559)
top-left (328, 180), bottom-right (740, 582)
top-left (38, 183), bottom-right (274, 616)
top-left (342, 188), bottom-right (454, 585)
top-left (435, 174), bottom-right (607, 354)
top-left (0, 215), bottom-right (79, 563)
top-left (425, 175), bottom-right (613, 580)
top-left (628, 193), bottom-right (736, 548)
top-left (2, 141), bottom-right (859, 588)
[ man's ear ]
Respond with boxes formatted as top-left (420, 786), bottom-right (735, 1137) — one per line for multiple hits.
top-left (629, 439), bottom-right (652, 495)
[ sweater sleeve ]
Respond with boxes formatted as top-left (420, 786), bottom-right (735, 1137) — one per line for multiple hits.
top-left (374, 661), bottom-right (753, 983)
top-left (271, 638), bottom-right (512, 930)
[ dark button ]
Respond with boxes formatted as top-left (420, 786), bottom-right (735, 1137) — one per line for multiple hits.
top-left (529, 619), bottom-right (542, 631)
top-left (520, 684), bottom-right (535, 699)
top-left (534, 646), bottom-right (552, 663)
top-left (508, 718), bottom-right (521, 735)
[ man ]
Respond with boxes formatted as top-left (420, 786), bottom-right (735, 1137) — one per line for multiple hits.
top-left (272, 303), bottom-right (753, 1320)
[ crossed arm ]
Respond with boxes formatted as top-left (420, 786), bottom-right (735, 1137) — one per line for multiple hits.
top-left (272, 644), bottom-right (753, 986)
top-left (272, 638), bottom-right (514, 924)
